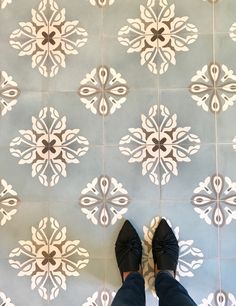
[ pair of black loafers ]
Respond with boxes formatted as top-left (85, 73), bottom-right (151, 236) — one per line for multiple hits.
top-left (115, 219), bottom-right (179, 281)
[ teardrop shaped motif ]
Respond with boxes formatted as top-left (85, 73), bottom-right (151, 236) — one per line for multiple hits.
top-left (98, 66), bottom-right (109, 86)
top-left (215, 290), bottom-right (227, 306)
top-left (0, 87), bottom-right (20, 99)
top-left (99, 207), bottom-right (110, 226)
top-left (99, 176), bottom-right (110, 196)
top-left (210, 63), bottom-right (220, 83)
top-left (211, 93), bottom-right (221, 112)
top-left (213, 205), bottom-right (225, 227)
top-left (212, 175), bottom-right (223, 196)
top-left (98, 96), bottom-right (109, 116)
top-left (100, 290), bottom-right (110, 306)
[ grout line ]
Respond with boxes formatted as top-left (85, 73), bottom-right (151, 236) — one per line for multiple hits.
top-left (101, 6), bottom-right (106, 176)
top-left (101, 32), bottom-right (227, 39)
top-left (157, 38), bottom-right (162, 203)
top-left (213, 0), bottom-right (222, 293)
top-left (101, 11), bottom-right (117, 264)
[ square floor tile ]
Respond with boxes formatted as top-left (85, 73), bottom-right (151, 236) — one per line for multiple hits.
top-left (160, 89), bottom-right (216, 144)
top-left (102, 35), bottom-right (158, 89)
top-left (104, 88), bottom-right (159, 146)
top-left (47, 145), bottom-right (103, 203)
top-left (160, 144), bottom-right (217, 201)
top-left (0, 200), bottom-right (49, 258)
top-left (0, 91), bottom-right (47, 146)
top-left (0, 40), bottom-right (48, 92)
top-left (0, 259), bottom-right (49, 306)
top-left (48, 259), bottom-right (106, 306)
top-left (214, 0), bottom-right (236, 34)
top-left (171, 0), bottom-right (213, 35)
top-left (159, 35), bottom-right (213, 89)
top-left (45, 91), bottom-right (103, 146)
top-left (0, 146), bottom-right (51, 202)
top-left (104, 145), bottom-right (160, 203)
top-left (48, 34), bottom-right (102, 92)
top-left (48, 199), bottom-right (107, 259)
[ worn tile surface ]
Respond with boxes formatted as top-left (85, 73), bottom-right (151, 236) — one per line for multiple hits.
top-left (0, 0), bottom-right (235, 305)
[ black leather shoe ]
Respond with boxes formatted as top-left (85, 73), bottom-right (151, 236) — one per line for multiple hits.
top-left (152, 219), bottom-right (179, 273)
top-left (115, 220), bottom-right (142, 282)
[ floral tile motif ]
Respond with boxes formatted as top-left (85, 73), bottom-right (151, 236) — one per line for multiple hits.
top-left (199, 290), bottom-right (236, 306)
top-left (9, 0), bottom-right (88, 78)
top-left (10, 107), bottom-right (89, 187)
top-left (89, 0), bottom-right (115, 7)
top-left (0, 71), bottom-right (21, 116)
top-left (118, 0), bottom-right (198, 75)
top-left (78, 66), bottom-right (129, 116)
top-left (189, 63), bottom-right (236, 113)
top-left (230, 23), bottom-right (236, 42)
top-left (0, 0), bottom-right (12, 9)
top-left (9, 217), bottom-right (89, 300)
top-left (119, 104), bottom-right (200, 186)
top-left (142, 217), bottom-right (204, 295)
top-left (79, 175), bottom-right (130, 227)
top-left (0, 178), bottom-right (20, 226)
top-left (82, 289), bottom-right (116, 306)
top-left (191, 174), bottom-right (236, 227)
top-left (0, 291), bottom-right (14, 306)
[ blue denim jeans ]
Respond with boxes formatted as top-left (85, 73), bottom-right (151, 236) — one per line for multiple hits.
top-left (111, 271), bottom-right (197, 306)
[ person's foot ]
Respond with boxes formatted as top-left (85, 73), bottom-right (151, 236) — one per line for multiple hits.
top-left (152, 219), bottom-right (179, 277)
top-left (115, 220), bottom-right (142, 282)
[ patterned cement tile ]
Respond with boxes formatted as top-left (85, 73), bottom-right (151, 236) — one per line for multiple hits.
top-left (102, 36), bottom-right (158, 90)
top-left (159, 34), bottom-right (214, 89)
top-left (0, 200), bottom-right (49, 259)
top-left (104, 145), bottom-right (160, 203)
top-left (0, 40), bottom-right (49, 92)
top-left (47, 258), bottom-right (106, 306)
top-left (160, 144), bottom-right (217, 201)
top-left (0, 259), bottom-right (48, 306)
top-left (0, 91), bottom-right (47, 147)
top-left (160, 89), bottom-right (216, 143)
top-left (214, 0), bottom-right (236, 34)
top-left (104, 88), bottom-right (159, 146)
top-left (48, 198), bottom-right (107, 259)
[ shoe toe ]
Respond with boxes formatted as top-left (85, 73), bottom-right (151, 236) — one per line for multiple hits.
top-left (152, 219), bottom-right (179, 271)
top-left (115, 220), bottom-right (142, 274)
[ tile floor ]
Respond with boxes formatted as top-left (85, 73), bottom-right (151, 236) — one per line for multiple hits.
top-left (0, 0), bottom-right (236, 305)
